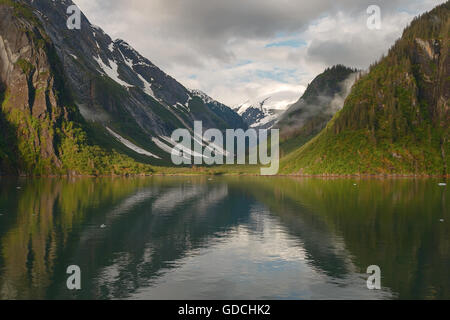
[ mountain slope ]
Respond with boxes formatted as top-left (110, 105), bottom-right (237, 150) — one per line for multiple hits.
top-left (0, 0), bottom-right (246, 175)
top-left (234, 98), bottom-right (283, 129)
top-left (275, 65), bottom-right (358, 156)
top-left (189, 89), bottom-right (247, 130)
top-left (23, 0), bottom-right (244, 162)
top-left (281, 2), bottom-right (449, 175)
top-left (0, 0), bottom-right (152, 175)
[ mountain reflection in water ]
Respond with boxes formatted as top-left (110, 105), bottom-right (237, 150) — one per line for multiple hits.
top-left (0, 177), bottom-right (448, 300)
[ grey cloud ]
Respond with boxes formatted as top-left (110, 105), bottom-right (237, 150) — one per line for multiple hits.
top-left (76, 0), bottom-right (424, 62)
top-left (306, 37), bottom-right (387, 69)
top-left (73, 0), bottom-right (444, 108)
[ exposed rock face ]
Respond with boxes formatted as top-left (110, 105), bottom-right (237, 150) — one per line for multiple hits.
top-left (412, 35), bottom-right (449, 174)
top-left (413, 38), bottom-right (448, 128)
top-left (0, 3), bottom-right (69, 174)
top-left (24, 0), bottom-right (245, 135)
top-left (234, 98), bottom-right (283, 129)
top-left (0, 0), bottom-right (246, 174)
top-left (240, 107), bottom-right (281, 129)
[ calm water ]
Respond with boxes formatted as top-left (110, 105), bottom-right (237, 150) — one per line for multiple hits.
top-left (0, 176), bottom-right (448, 300)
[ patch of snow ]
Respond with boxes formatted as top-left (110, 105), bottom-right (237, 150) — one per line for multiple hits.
top-left (192, 133), bottom-right (206, 147)
top-left (94, 56), bottom-right (133, 88)
top-left (91, 24), bottom-right (103, 33)
top-left (191, 133), bottom-right (226, 158)
top-left (151, 137), bottom-right (174, 154)
top-left (173, 102), bottom-right (190, 111)
top-left (250, 113), bottom-right (278, 128)
top-left (190, 89), bottom-right (214, 104)
top-left (137, 73), bottom-right (158, 100)
top-left (235, 101), bottom-right (253, 115)
top-left (106, 127), bottom-right (161, 159)
top-left (123, 56), bottom-right (134, 69)
top-left (159, 134), bottom-right (209, 159)
top-left (185, 95), bottom-right (192, 108)
top-left (135, 61), bottom-right (151, 67)
top-left (116, 46), bottom-right (134, 69)
top-left (115, 39), bottom-right (133, 50)
top-left (159, 136), bottom-right (177, 147)
top-left (152, 137), bottom-right (192, 161)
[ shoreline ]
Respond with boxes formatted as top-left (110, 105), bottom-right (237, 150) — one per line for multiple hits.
top-left (0, 173), bottom-right (449, 179)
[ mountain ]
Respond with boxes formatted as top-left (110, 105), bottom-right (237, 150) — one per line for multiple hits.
top-left (0, 0), bottom-right (245, 175)
top-left (281, 2), bottom-right (449, 175)
top-left (234, 98), bottom-right (283, 129)
top-left (190, 89), bottom-right (247, 130)
top-left (275, 65), bottom-right (358, 156)
top-left (0, 0), bottom-right (150, 175)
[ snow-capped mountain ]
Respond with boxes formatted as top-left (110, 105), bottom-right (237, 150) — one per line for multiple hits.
top-left (189, 89), bottom-right (247, 129)
top-left (22, 0), bottom-right (245, 162)
top-left (234, 98), bottom-right (283, 129)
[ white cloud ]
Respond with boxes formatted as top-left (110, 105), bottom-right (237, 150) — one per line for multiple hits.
top-left (74, 0), bottom-right (446, 110)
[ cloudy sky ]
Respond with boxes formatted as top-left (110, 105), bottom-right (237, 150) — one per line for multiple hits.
top-left (74, 0), bottom-right (444, 110)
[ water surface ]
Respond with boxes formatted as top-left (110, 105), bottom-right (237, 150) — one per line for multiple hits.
top-left (0, 176), bottom-right (448, 299)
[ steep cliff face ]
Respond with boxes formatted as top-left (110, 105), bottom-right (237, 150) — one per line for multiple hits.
top-left (0, 2), bottom-right (67, 174)
top-left (0, 1), bottom-right (150, 175)
top-left (281, 2), bottom-right (449, 175)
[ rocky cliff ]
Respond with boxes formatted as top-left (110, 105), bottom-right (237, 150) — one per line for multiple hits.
top-left (0, 0), bottom-right (246, 175)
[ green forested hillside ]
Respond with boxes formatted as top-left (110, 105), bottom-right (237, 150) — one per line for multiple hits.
top-left (276, 65), bottom-right (357, 156)
top-left (281, 2), bottom-right (449, 175)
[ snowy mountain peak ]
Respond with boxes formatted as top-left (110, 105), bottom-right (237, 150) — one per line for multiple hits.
top-left (189, 89), bottom-right (215, 104)
top-left (234, 98), bottom-right (283, 129)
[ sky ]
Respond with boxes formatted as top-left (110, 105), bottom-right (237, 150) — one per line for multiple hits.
top-left (74, 0), bottom-right (445, 110)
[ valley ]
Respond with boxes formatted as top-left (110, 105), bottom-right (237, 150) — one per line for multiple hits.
top-left (0, 0), bottom-right (448, 177)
